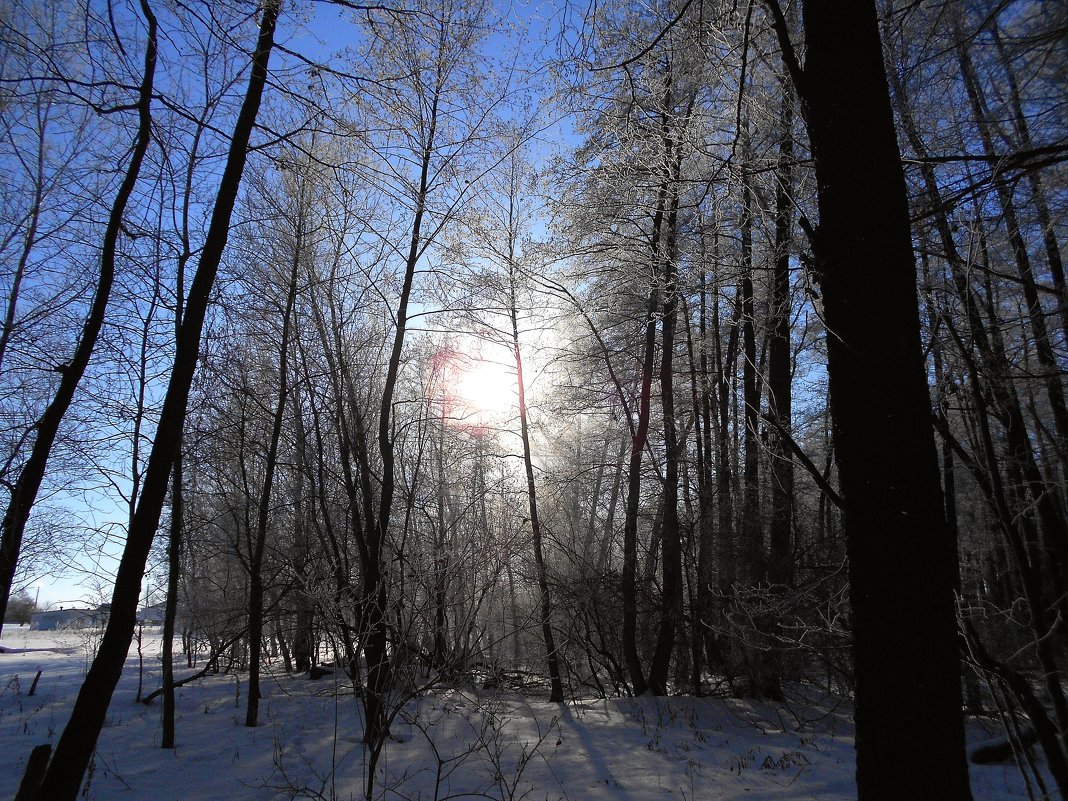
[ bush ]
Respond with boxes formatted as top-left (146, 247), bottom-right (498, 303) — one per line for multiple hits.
top-left (4, 590), bottom-right (40, 625)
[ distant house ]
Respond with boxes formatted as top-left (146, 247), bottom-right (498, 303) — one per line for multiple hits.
top-left (30, 604), bottom-right (109, 631)
top-left (136, 603), bottom-right (168, 625)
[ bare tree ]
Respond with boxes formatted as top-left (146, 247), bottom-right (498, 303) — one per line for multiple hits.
top-left (26, 2), bottom-right (280, 797)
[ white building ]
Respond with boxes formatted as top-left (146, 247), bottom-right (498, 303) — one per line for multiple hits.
top-left (30, 605), bottom-right (109, 631)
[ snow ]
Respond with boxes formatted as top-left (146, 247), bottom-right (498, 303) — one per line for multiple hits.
top-left (0, 628), bottom-right (1036, 800)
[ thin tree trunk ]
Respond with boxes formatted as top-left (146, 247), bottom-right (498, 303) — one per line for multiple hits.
top-left (596, 436), bottom-right (626, 573)
top-left (510, 264), bottom-right (564, 701)
top-left (289, 383), bottom-right (313, 674)
top-left (683, 289), bottom-right (714, 692)
top-left (504, 162), bottom-right (564, 701)
top-left (585, 434), bottom-right (611, 564)
top-left (364, 60), bottom-right (443, 758)
top-left (648, 123), bottom-right (683, 696)
top-left (161, 110), bottom-right (203, 751)
top-left (739, 157), bottom-right (762, 584)
top-left (767, 78), bottom-right (794, 589)
top-left (246, 222), bottom-right (301, 728)
top-left (621, 176), bottom-right (668, 696)
top-left (161, 426), bottom-right (182, 748)
top-left (432, 397), bottom-right (449, 669)
top-left (713, 268), bottom-right (741, 595)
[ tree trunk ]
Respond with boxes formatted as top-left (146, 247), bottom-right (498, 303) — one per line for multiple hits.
top-left (161, 114), bottom-right (202, 749)
top-left (684, 281), bottom-right (716, 691)
top-left (648, 131), bottom-right (683, 696)
top-left (364, 67), bottom-right (443, 757)
top-left (739, 159), bottom-right (762, 584)
top-left (246, 231), bottom-right (300, 728)
top-left (289, 382), bottom-right (313, 674)
top-left (770, 2), bottom-right (974, 798)
top-left (713, 267), bottom-right (741, 595)
top-left (510, 261), bottom-right (564, 702)
top-left (767, 79), bottom-right (794, 590)
top-left (621, 175), bottom-right (668, 695)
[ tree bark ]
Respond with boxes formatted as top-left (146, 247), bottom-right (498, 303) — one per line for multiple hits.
top-left (768, 2), bottom-right (974, 798)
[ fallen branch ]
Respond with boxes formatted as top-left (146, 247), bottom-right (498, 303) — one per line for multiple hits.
top-left (139, 630), bottom-right (246, 705)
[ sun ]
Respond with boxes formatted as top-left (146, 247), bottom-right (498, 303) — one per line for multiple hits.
top-left (453, 358), bottom-right (515, 422)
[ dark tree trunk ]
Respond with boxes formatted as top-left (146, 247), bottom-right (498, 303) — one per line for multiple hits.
top-left (596, 437), bottom-right (626, 573)
top-left (585, 435), bottom-right (611, 564)
top-left (289, 383), bottom-right (313, 674)
top-left (29, 4), bottom-right (279, 798)
top-left (767, 80), bottom-right (794, 589)
top-left (510, 261), bottom-right (564, 702)
top-left (739, 164), bottom-right (762, 583)
top-left (246, 227), bottom-right (300, 728)
top-left (364, 71), bottom-right (443, 762)
top-left (768, 2), bottom-right (974, 798)
top-left (161, 116), bottom-right (201, 748)
top-left (648, 134), bottom-right (683, 696)
top-left (684, 278), bottom-right (716, 691)
top-left (621, 178), bottom-right (668, 696)
top-left (161, 429), bottom-right (182, 748)
top-left (499, 162), bottom-right (564, 701)
top-left (713, 270), bottom-right (741, 594)
top-left (432, 400), bottom-right (449, 669)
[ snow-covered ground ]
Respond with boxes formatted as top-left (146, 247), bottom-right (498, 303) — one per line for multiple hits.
top-left (0, 628), bottom-right (1035, 800)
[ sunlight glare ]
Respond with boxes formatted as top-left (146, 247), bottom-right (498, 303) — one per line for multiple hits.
top-left (454, 359), bottom-right (515, 421)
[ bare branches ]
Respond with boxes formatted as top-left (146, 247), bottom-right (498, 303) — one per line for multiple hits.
top-left (589, 0), bottom-right (698, 72)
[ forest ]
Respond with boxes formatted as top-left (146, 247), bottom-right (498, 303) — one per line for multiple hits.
top-left (0, 0), bottom-right (1065, 799)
